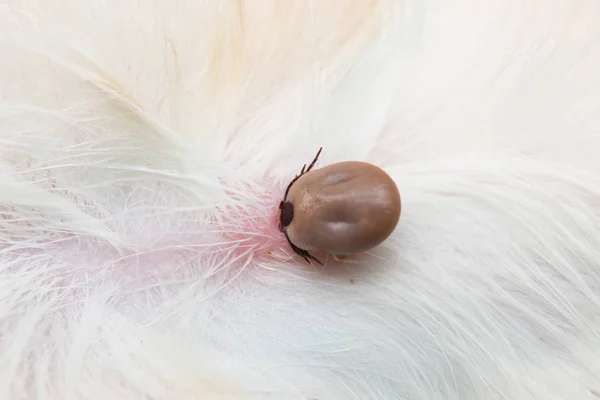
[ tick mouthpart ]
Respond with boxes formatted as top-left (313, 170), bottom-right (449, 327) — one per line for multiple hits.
top-left (279, 201), bottom-right (294, 228)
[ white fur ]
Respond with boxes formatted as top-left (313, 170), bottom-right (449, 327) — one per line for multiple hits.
top-left (2, 0), bottom-right (600, 399)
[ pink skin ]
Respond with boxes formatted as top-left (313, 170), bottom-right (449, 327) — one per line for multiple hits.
top-left (218, 189), bottom-right (291, 260)
top-left (0, 180), bottom-right (329, 298)
top-left (218, 186), bottom-right (328, 265)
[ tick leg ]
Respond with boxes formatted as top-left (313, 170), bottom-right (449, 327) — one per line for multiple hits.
top-left (304, 147), bottom-right (323, 173)
top-left (283, 147), bottom-right (324, 202)
top-left (279, 147), bottom-right (325, 264)
top-left (297, 248), bottom-right (323, 266)
top-left (283, 231), bottom-right (324, 266)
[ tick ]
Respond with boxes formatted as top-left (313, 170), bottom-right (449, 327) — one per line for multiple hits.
top-left (278, 147), bottom-right (401, 265)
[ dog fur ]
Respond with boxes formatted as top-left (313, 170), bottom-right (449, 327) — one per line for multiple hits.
top-left (2, 1), bottom-right (600, 399)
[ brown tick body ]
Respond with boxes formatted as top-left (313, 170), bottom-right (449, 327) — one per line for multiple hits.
top-left (278, 148), bottom-right (401, 265)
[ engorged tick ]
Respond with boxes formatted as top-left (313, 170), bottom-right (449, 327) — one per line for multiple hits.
top-left (278, 147), bottom-right (402, 265)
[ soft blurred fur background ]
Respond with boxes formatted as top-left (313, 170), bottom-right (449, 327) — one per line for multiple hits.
top-left (2, 1), bottom-right (600, 399)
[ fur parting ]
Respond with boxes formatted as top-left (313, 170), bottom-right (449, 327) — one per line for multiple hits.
top-left (2, 0), bottom-right (600, 399)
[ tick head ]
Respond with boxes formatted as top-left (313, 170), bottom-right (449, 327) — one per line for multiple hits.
top-left (279, 201), bottom-right (294, 232)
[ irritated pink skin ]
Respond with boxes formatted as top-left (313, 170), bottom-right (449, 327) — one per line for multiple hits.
top-left (3, 181), bottom-right (325, 297)
top-left (0, 191), bottom-right (272, 283)
top-left (217, 189), bottom-right (291, 261)
top-left (216, 185), bottom-right (329, 267)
